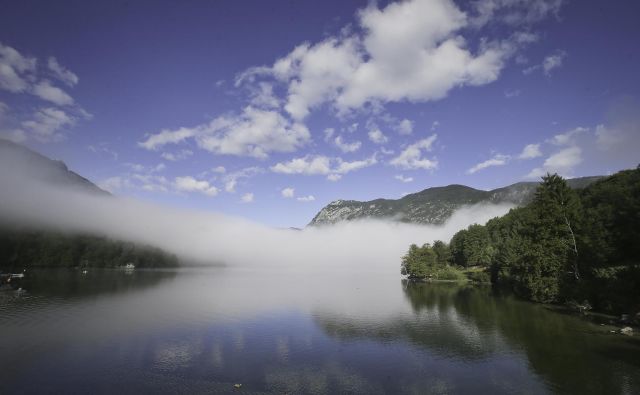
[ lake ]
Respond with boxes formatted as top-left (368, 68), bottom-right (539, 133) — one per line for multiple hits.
top-left (1, 267), bottom-right (638, 394)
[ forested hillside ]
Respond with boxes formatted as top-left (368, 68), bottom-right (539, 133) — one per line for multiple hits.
top-left (401, 167), bottom-right (640, 314)
top-left (0, 229), bottom-right (179, 270)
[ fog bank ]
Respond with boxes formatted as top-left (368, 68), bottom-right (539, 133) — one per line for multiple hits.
top-left (0, 168), bottom-right (513, 273)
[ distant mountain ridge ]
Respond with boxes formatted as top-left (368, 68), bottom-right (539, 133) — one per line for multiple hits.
top-left (0, 139), bottom-right (109, 196)
top-left (308, 176), bottom-right (603, 226)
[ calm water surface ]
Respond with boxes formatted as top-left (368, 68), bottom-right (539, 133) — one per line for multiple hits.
top-left (1, 267), bottom-right (638, 394)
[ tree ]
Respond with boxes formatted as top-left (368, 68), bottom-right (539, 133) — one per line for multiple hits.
top-left (401, 243), bottom-right (437, 279)
top-left (432, 240), bottom-right (451, 266)
top-left (450, 229), bottom-right (468, 266)
top-left (463, 224), bottom-right (493, 267)
top-left (533, 173), bottom-right (582, 280)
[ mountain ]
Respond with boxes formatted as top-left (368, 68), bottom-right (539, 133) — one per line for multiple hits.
top-left (0, 139), bottom-right (109, 196)
top-left (308, 176), bottom-right (603, 226)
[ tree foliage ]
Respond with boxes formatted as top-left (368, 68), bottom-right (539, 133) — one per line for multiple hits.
top-left (406, 168), bottom-right (640, 313)
top-left (0, 228), bottom-right (179, 270)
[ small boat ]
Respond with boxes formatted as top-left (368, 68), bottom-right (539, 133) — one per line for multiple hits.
top-left (124, 263), bottom-right (135, 270)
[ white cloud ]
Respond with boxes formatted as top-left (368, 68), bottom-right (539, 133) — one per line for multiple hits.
top-left (240, 192), bottom-right (254, 203)
top-left (394, 174), bottom-right (414, 183)
top-left (522, 64), bottom-right (540, 75)
top-left (431, 121), bottom-right (440, 131)
top-left (467, 154), bottom-right (510, 174)
top-left (333, 155), bottom-right (377, 175)
top-left (296, 195), bottom-right (315, 202)
top-left (47, 57), bottom-right (78, 87)
top-left (234, 0), bottom-right (549, 120)
top-left (223, 166), bottom-right (263, 193)
top-left (161, 149), bottom-right (193, 161)
top-left (21, 107), bottom-right (75, 142)
top-left (334, 0), bottom-right (512, 112)
top-left (271, 155), bottom-right (333, 175)
top-left (281, 187), bottom-right (295, 198)
top-left (470, 0), bottom-right (563, 27)
top-left (174, 176), bottom-right (219, 197)
top-left (548, 126), bottom-right (588, 146)
top-left (31, 80), bottom-right (74, 106)
top-left (125, 162), bottom-right (165, 174)
top-left (138, 127), bottom-right (194, 150)
top-left (334, 135), bottom-right (361, 153)
top-left (504, 89), bottom-right (521, 98)
top-left (248, 82), bottom-right (279, 109)
top-left (595, 124), bottom-right (627, 152)
top-left (98, 176), bottom-right (132, 193)
top-left (345, 123), bottom-right (359, 133)
top-left (323, 127), bottom-right (335, 142)
top-left (543, 50), bottom-right (566, 75)
top-left (526, 146), bottom-right (582, 179)
top-left (368, 128), bottom-right (388, 144)
top-left (212, 166), bottom-right (226, 174)
top-left (1, 129), bottom-right (27, 143)
top-left (139, 106), bottom-right (310, 159)
top-left (389, 134), bottom-right (438, 170)
top-left (0, 42), bottom-right (36, 93)
top-left (523, 49), bottom-right (567, 76)
top-left (271, 154), bottom-right (377, 180)
top-left (397, 119), bottom-right (413, 135)
top-left (517, 143), bottom-right (542, 159)
top-left (279, 38), bottom-right (362, 120)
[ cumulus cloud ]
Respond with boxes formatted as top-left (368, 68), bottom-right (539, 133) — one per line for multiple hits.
top-left (323, 127), bottom-right (335, 142)
top-left (21, 107), bottom-right (75, 142)
top-left (467, 154), bottom-right (510, 174)
top-left (394, 174), bottom-right (414, 183)
top-left (161, 149), bottom-right (193, 162)
top-left (526, 146), bottom-right (582, 179)
top-left (389, 134), bottom-right (438, 170)
top-left (32, 80), bottom-right (74, 106)
top-left (139, 106), bottom-right (310, 159)
top-left (397, 119), bottom-right (414, 135)
top-left (235, 0), bottom-right (549, 120)
top-left (543, 50), bottom-right (566, 75)
top-left (271, 154), bottom-right (377, 180)
top-left (240, 192), bottom-right (254, 203)
top-left (174, 176), bottom-right (219, 197)
top-left (99, 176), bottom-right (132, 193)
top-left (0, 42), bottom-right (36, 93)
top-left (517, 143), bottom-right (542, 159)
top-left (248, 82), bottom-right (280, 109)
top-left (523, 49), bottom-right (567, 76)
top-left (368, 128), bottom-right (388, 144)
top-left (469, 0), bottom-right (563, 28)
top-left (297, 195), bottom-right (316, 202)
top-left (223, 167), bottom-right (263, 193)
top-left (47, 57), bottom-right (79, 87)
top-left (334, 135), bottom-right (362, 153)
top-left (212, 166), bottom-right (226, 174)
top-left (548, 126), bottom-right (588, 146)
top-left (281, 187), bottom-right (295, 198)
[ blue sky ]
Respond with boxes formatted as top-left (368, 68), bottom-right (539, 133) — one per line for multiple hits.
top-left (1, 0), bottom-right (639, 228)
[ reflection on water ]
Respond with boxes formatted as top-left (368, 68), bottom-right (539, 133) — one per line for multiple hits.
top-left (0, 268), bottom-right (638, 394)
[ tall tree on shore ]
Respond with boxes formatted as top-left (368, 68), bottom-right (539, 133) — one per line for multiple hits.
top-left (533, 173), bottom-right (582, 280)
